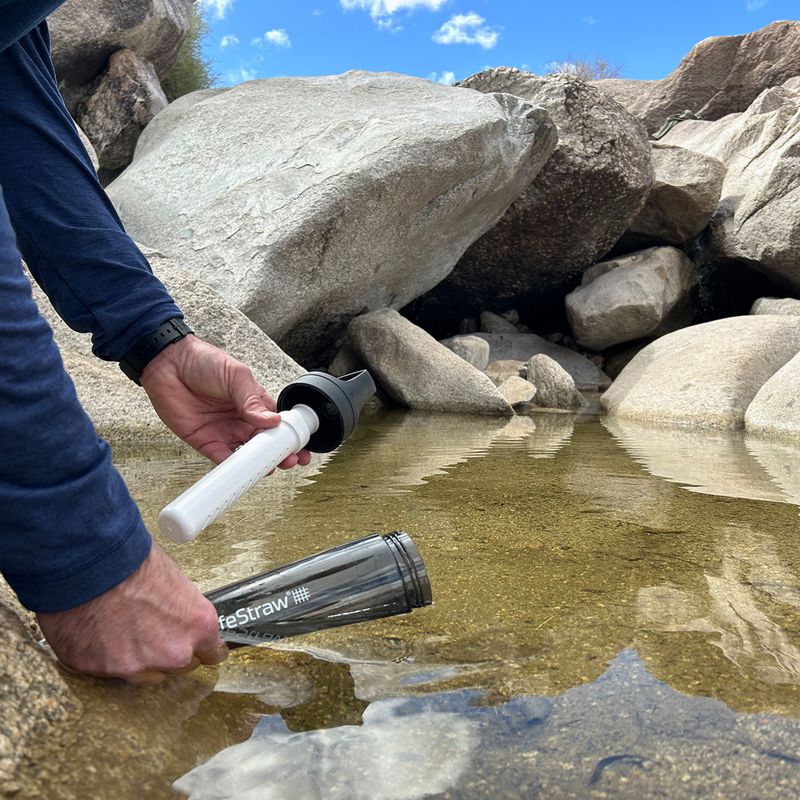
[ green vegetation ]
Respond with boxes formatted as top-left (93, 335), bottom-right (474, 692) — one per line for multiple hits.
top-left (544, 57), bottom-right (622, 80)
top-left (161, 2), bottom-right (216, 103)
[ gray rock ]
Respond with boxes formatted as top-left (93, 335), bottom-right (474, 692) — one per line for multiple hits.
top-left (527, 354), bottom-right (585, 409)
top-left (472, 333), bottom-right (611, 392)
top-left (33, 248), bottom-right (303, 442)
top-left (479, 311), bottom-right (518, 334)
top-left (498, 376), bottom-right (536, 406)
top-left (49, 0), bottom-right (193, 112)
top-left (347, 309), bottom-right (512, 415)
top-left (77, 49), bottom-right (168, 171)
top-left (415, 70), bottom-right (651, 320)
top-left (328, 342), bottom-right (365, 376)
top-left (485, 360), bottom-right (526, 386)
top-left (662, 85), bottom-right (800, 291)
top-left (76, 123), bottom-right (99, 171)
top-left (107, 71), bottom-right (557, 365)
top-left (440, 335), bottom-right (491, 370)
top-left (751, 297), bottom-right (800, 317)
top-left (602, 316), bottom-right (800, 429)
top-left (565, 247), bottom-right (697, 351)
top-left (745, 352), bottom-right (800, 441)
top-left (623, 144), bottom-right (725, 246)
top-left (594, 20), bottom-right (800, 133)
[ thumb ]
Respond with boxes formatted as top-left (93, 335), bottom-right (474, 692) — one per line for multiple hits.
top-left (228, 363), bottom-right (280, 427)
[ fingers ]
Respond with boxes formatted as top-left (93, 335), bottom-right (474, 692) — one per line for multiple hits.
top-left (277, 448), bottom-right (312, 470)
top-left (196, 642), bottom-right (229, 666)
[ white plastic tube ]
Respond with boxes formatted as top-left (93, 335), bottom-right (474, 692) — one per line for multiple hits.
top-left (159, 404), bottom-right (319, 543)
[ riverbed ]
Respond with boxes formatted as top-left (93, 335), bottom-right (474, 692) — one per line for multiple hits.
top-left (22, 411), bottom-right (800, 799)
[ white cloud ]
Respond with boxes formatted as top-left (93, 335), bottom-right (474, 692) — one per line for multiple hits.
top-left (252, 29), bottom-right (292, 48)
top-left (220, 34), bottom-right (239, 48)
top-left (746, 0), bottom-right (768, 9)
top-left (312, 8), bottom-right (325, 15)
top-left (428, 70), bottom-right (456, 85)
top-left (200, 0), bottom-right (236, 20)
top-left (340, 0), bottom-right (448, 26)
top-left (433, 12), bottom-right (499, 49)
top-left (226, 67), bottom-right (257, 84)
top-left (582, 15), bottom-right (597, 25)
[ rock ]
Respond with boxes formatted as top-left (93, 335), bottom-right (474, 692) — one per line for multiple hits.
top-left (77, 49), bottom-right (168, 171)
top-left (0, 580), bottom-right (80, 793)
top-left (76, 123), bottom-right (99, 172)
top-left (479, 311), bottom-right (518, 334)
top-left (485, 360), bottom-right (525, 386)
top-left (32, 248), bottom-right (303, 442)
top-left (662, 85), bottom-right (800, 292)
top-left (751, 297), bottom-right (800, 317)
top-left (49, 0), bottom-right (193, 112)
top-left (595, 21), bottom-right (800, 133)
top-left (602, 316), bottom-right (800, 429)
top-left (407, 71), bottom-right (652, 330)
top-left (565, 247), bottom-right (697, 351)
top-left (440, 335), bottom-right (491, 370)
top-left (604, 343), bottom-right (647, 381)
top-left (498, 376), bottom-right (536, 406)
top-left (472, 333), bottom-right (611, 392)
top-left (622, 144), bottom-right (725, 246)
top-left (107, 72), bottom-right (558, 365)
top-left (347, 309), bottom-right (512, 415)
top-left (745, 352), bottom-right (800, 441)
top-left (527, 354), bottom-right (585, 409)
top-left (328, 342), bottom-right (365, 376)
top-left (458, 317), bottom-right (479, 335)
top-left (501, 309), bottom-right (520, 324)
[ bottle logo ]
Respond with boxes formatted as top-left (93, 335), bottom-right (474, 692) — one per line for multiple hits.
top-left (218, 585), bottom-right (311, 631)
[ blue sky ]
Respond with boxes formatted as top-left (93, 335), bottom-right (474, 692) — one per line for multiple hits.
top-left (200, 0), bottom-right (799, 86)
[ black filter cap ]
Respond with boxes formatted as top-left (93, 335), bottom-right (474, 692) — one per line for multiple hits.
top-left (277, 370), bottom-right (376, 453)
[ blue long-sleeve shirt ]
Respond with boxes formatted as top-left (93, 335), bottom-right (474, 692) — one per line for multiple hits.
top-left (0, 8), bottom-right (184, 612)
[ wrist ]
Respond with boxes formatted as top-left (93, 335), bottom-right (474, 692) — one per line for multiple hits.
top-left (119, 318), bottom-right (193, 385)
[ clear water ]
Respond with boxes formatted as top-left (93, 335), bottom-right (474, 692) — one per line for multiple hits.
top-left (24, 412), bottom-right (800, 799)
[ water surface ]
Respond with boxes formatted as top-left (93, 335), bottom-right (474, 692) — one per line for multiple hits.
top-left (24, 412), bottom-right (800, 799)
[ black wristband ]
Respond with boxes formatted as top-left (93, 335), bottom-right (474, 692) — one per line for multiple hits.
top-left (119, 318), bottom-right (193, 385)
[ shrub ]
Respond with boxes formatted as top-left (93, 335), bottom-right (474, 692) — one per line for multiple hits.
top-left (161, 2), bottom-right (216, 102)
top-left (544, 57), bottom-right (622, 81)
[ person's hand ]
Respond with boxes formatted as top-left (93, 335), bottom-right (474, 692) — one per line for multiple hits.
top-left (139, 334), bottom-right (312, 466)
top-left (36, 544), bottom-right (228, 685)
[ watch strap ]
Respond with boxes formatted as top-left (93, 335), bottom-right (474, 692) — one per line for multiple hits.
top-left (119, 318), bottom-right (193, 385)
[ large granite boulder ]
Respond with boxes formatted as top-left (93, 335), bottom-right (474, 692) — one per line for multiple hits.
top-left (662, 85), bottom-right (800, 292)
top-left (347, 310), bottom-right (512, 415)
top-left (602, 316), bottom-right (800, 429)
top-left (77, 48), bottom-right (168, 171)
top-left (621, 144), bottom-right (725, 247)
top-left (107, 72), bottom-right (557, 366)
top-left (745, 352), bottom-right (800, 441)
top-left (49, 0), bottom-right (193, 112)
top-left (32, 248), bottom-right (303, 443)
top-left (595, 20), bottom-right (800, 133)
top-left (406, 70), bottom-right (652, 331)
top-left (565, 247), bottom-right (697, 351)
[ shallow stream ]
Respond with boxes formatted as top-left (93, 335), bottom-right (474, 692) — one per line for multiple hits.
top-left (25, 411), bottom-right (800, 799)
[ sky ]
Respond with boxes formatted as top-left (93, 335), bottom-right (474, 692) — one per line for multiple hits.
top-left (199, 0), bottom-right (799, 87)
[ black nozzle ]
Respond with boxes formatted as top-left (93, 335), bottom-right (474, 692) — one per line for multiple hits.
top-left (276, 370), bottom-right (376, 453)
top-left (206, 531), bottom-right (433, 648)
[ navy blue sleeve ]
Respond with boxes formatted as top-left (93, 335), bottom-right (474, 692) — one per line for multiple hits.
top-left (0, 188), bottom-right (152, 613)
top-left (0, 21), bottom-right (183, 361)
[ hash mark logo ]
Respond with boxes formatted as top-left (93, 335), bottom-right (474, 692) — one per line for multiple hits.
top-left (292, 586), bottom-right (311, 604)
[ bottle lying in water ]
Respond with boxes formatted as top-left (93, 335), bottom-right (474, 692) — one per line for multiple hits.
top-left (205, 531), bottom-right (433, 647)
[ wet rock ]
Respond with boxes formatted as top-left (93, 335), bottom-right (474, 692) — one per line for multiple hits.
top-left (440, 335), bottom-right (491, 371)
top-left (473, 333), bottom-right (611, 392)
top-left (602, 316), bottom-right (800, 429)
top-left (662, 85), bottom-right (800, 292)
top-left (108, 71), bottom-right (557, 365)
top-left (347, 310), bottom-right (512, 415)
top-left (745, 352), bottom-right (800, 442)
top-left (480, 311), bottom-right (518, 334)
top-left (498, 376), bottom-right (536, 407)
top-left (77, 49), bottom-right (168, 171)
top-left (750, 297), bottom-right (800, 317)
top-left (595, 20), bottom-right (800, 133)
top-left (566, 247), bottom-right (697, 351)
top-left (527, 354), bottom-right (585, 409)
top-left (485, 360), bottom-right (526, 386)
top-left (621, 144), bottom-right (725, 247)
top-left (33, 248), bottom-right (303, 442)
top-left (408, 70), bottom-right (652, 327)
top-left (49, 0), bottom-right (193, 112)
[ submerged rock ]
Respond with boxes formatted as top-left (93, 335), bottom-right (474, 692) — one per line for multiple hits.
top-left (565, 247), bottom-right (697, 351)
top-left (602, 316), bottom-right (800, 429)
top-left (527, 354), bottom-right (586, 410)
top-left (347, 310), bottom-right (512, 415)
top-left (108, 71), bottom-right (557, 365)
